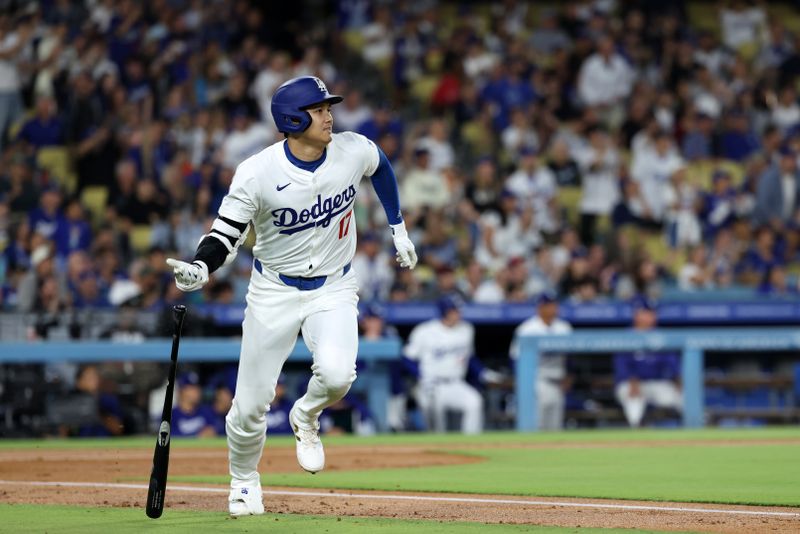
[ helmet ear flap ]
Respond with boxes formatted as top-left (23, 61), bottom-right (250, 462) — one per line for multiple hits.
top-left (279, 110), bottom-right (310, 133)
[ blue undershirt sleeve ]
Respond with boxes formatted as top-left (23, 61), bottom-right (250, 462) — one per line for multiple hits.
top-left (369, 147), bottom-right (403, 225)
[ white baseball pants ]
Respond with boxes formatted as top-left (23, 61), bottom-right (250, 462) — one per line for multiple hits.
top-left (417, 380), bottom-right (484, 434)
top-left (226, 267), bottom-right (359, 487)
top-left (615, 380), bottom-right (683, 428)
top-left (536, 379), bottom-right (565, 430)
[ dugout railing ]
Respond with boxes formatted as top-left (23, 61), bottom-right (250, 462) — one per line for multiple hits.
top-left (515, 328), bottom-right (800, 431)
top-left (0, 338), bottom-right (400, 433)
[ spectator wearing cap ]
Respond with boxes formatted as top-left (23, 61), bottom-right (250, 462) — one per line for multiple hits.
top-left (172, 372), bottom-right (218, 437)
top-left (400, 146), bottom-right (448, 214)
top-left (404, 295), bottom-right (501, 434)
top-left (351, 232), bottom-right (394, 302)
top-left (753, 146), bottom-right (800, 227)
top-left (505, 146), bottom-right (560, 236)
top-left (613, 298), bottom-right (682, 428)
top-left (574, 125), bottom-right (620, 245)
top-left (510, 291), bottom-right (573, 430)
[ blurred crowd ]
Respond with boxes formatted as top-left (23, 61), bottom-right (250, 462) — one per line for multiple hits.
top-left (4, 0), bottom-right (800, 333)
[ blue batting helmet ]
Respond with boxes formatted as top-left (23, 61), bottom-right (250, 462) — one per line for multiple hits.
top-left (437, 294), bottom-right (464, 317)
top-left (271, 76), bottom-right (343, 134)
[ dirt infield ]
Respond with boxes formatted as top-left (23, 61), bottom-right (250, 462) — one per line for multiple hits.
top-left (1, 444), bottom-right (799, 533)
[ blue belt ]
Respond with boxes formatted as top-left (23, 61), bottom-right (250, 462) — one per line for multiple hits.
top-left (254, 259), bottom-right (350, 291)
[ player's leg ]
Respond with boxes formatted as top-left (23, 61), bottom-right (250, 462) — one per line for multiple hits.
top-left (289, 276), bottom-right (359, 472)
top-left (294, 304), bottom-right (359, 424)
top-left (615, 381), bottom-right (646, 427)
top-left (440, 381), bottom-right (484, 434)
top-left (537, 379), bottom-right (563, 430)
top-left (226, 284), bottom-right (300, 511)
top-left (643, 380), bottom-right (684, 412)
top-left (414, 382), bottom-right (440, 431)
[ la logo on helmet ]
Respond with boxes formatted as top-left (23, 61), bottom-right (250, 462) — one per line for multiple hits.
top-left (313, 77), bottom-right (328, 92)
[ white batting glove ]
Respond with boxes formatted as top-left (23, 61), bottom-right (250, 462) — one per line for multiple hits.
top-left (166, 258), bottom-right (209, 292)
top-left (390, 221), bottom-right (418, 269)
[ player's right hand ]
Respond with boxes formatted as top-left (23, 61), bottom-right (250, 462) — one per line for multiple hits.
top-left (166, 258), bottom-right (209, 292)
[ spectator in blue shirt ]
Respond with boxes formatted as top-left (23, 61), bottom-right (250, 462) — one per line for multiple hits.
top-left (52, 198), bottom-right (92, 258)
top-left (718, 110), bottom-right (760, 162)
top-left (16, 95), bottom-right (64, 151)
top-left (737, 226), bottom-right (783, 286)
top-left (172, 372), bottom-right (217, 437)
top-left (613, 298), bottom-right (682, 427)
top-left (681, 111), bottom-right (716, 161)
top-left (28, 184), bottom-right (66, 244)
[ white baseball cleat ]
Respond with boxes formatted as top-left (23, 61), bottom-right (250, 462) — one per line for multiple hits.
top-left (289, 406), bottom-right (325, 473)
top-left (228, 484), bottom-right (264, 517)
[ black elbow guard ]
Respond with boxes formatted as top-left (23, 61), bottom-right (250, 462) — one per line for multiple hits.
top-left (193, 236), bottom-right (229, 274)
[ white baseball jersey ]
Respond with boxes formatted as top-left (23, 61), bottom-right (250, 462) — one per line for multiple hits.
top-left (510, 315), bottom-right (572, 380)
top-left (404, 319), bottom-right (474, 383)
top-left (218, 132), bottom-right (380, 277)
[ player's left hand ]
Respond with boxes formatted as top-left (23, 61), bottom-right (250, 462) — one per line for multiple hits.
top-left (390, 222), bottom-right (417, 269)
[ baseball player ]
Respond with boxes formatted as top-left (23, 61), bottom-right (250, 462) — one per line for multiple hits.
top-left (614, 297), bottom-right (682, 427)
top-left (404, 296), bottom-right (498, 434)
top-left (509, 291), bottom-right (573, 430)
top-left (165, 76), bottom-right (417, 516)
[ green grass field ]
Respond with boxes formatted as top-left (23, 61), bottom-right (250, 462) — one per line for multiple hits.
top-left (2, 427), bottom-right (798, 532)
top-left (0, 504), bottom-right (675, 534)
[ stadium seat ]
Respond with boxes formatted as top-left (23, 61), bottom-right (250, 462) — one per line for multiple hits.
top-left (557, 186), bottom-right (582, 227)
top-left (130, 225), bottom-right (153, 254)
top-left (409, 75), bottom-right (439, 105)
top-left (80, 186), bottom-right (109, 227)
top-left (342, 30), bottom-right (365, 53)
top-left (37, 146), bottom-right (77, 194)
